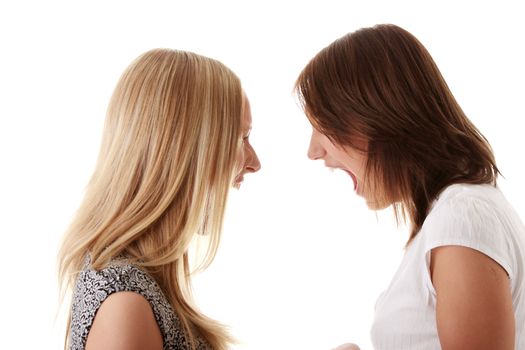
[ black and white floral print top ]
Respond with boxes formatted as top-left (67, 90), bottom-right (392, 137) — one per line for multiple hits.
top-left (69, 257), bottom-right (212, 350)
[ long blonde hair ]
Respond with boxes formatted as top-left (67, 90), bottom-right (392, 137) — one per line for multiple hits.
top-left (58, 49), bottom-right (242, 349)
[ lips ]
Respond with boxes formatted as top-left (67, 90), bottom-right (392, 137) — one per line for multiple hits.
top-left (234, 175), bottom-right (244, 187)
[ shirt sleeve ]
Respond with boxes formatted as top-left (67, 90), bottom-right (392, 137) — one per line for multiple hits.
top-left (422, 194), bottom-right (514, 294)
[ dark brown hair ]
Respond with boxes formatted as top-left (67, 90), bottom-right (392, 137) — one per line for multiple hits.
top-left (295, 24), bottom-right (499, 245)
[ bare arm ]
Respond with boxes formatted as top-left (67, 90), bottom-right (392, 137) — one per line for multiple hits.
top-left (431, 246), bottom-right (515, 350)
top-left (85, 291), bottom-right (163, 350)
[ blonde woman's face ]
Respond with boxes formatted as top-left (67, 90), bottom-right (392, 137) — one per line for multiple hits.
top-left (307, 128), bottom-right (385, 210)
top-left (233, 95), bottom-right (261, 188)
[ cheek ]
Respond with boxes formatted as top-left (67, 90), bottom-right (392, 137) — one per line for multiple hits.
top-left (338, 149), bottom-right (367, 178)
top-left (353, 157), bottom-right (367, 179)
top-left (321, 142), bottom-right (339, 160)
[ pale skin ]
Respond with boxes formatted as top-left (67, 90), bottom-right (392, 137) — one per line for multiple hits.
top-left (308, 128), bottom-right (515, 350)
top-left (233, 94), bottom-right (261, 187)
top-left (85, 94), bottom-right (260, 349)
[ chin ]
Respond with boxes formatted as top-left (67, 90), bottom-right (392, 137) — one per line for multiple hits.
top-left (365, 199), bottom-right (390, 211)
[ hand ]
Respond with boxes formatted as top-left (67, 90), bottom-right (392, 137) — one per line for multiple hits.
top-left (331, 343), bottom-right (360, 350)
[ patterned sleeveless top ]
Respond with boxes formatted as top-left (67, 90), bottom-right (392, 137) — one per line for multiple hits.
top-left (69, 257), bottom-right (212, 350)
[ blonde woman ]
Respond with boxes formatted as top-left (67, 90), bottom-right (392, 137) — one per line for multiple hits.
top-left (58, 49), bottom-right (260, 350)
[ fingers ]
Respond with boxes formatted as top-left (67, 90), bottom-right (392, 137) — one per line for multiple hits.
top-left (331, 343), bottom-right (361, 350)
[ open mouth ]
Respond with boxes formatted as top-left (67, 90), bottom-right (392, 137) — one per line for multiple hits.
top-left (326, 164), bottom-right (359, 192)
top-left (342, 169), bottom-right (358, 191)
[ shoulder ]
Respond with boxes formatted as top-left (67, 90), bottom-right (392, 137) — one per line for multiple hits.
top-left (420, 183), bottom-right (517, 278)
top-left (70, 258), bottom-right (172, 349)
top-left (428, 185), bottom-right (516, 348)
top-left (424, 183), bottom-right (508, 236)
top-left (85, 291), bottom-right (163, 350)
top-left (73, 258), bottom-right (159, 305)
top-left (430, 183), bottom-right (503, 215)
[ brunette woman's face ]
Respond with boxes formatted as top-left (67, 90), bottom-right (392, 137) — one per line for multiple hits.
top-left (233, 95), bottom-right (261, 188)
top-left (307, 128), bottom-right (385, 209)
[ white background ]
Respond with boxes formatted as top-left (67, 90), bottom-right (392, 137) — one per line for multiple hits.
top-left (1, 1), bottom-right (524, 349)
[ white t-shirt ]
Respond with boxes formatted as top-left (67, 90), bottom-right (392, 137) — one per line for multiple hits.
top-left (371, 184), bottom-right (525, 349)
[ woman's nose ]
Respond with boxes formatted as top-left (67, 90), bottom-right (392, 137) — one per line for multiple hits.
top-left (307, 131), bottom-right (325, 160)
top-left (246, 146), bottom-right (261, 173)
